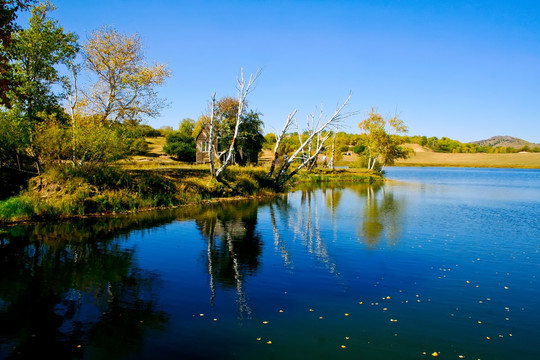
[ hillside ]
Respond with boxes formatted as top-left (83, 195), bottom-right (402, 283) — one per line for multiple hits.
top-left (470, 136), bottom-right (539, 149)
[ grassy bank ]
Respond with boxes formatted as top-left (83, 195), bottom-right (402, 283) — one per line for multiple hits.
top-left (0, 164), bottom-right (381, 223)
top-left (295, 168), bottom-right (379, 184)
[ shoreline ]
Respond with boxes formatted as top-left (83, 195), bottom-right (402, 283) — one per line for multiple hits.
top-left (0, 168), bottom-right (381, 226)
top-left (393, 163), bottom-right (540, 169)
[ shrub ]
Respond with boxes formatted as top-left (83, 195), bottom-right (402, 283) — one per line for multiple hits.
top-left (163, 131), bottom-right (196, 162)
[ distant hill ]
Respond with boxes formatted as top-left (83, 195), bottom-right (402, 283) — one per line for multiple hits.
top-left (470, 136), bottom-right (539, 149)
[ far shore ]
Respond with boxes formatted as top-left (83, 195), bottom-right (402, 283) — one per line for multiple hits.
top-left (393, 144), bottom-right (540, 169)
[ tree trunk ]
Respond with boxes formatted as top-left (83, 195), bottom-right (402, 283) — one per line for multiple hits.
top-left (329, 133), bottom-right (336, 170)
top-left (208, 92), bottom-right (216, 177)
top-left (213, 69), bottom-right (261, 180)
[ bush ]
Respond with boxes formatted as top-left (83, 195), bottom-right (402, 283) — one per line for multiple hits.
top-left (163, 131), bottom-right (196, 162)
top-left (352, 143), bottom-right (366, 154)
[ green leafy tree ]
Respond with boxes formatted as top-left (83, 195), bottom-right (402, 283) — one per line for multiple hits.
top-left (214, 96), bottom-right (264, 165)
top-left (0, 0), bottom-right (34, 107)
top-left (4, 1), bottom-right (78, 172)
top-left (163, 118), bottom-right (196, 162)
top-left (358, 108), bottom-right (410, 171)
top-left (34, 115), bottom-right (129, 167)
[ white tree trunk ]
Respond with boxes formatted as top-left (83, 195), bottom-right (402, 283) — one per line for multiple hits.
top-left (267, 110), bottom-right (297, 177)
top-left (213, 69), bottom-right (261, 179)
top-left (208, 92), bottom-right (216, 177)
top-left (273, 93), bottom-right (355, 187)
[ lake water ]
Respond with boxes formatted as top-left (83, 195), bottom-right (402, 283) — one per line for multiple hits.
top-left (1, 167), bottom-right (539, 359)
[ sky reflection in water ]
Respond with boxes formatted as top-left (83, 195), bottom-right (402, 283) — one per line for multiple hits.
top-left (1, 167), bottom-right (539, 359)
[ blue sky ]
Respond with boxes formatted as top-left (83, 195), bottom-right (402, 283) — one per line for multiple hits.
top-left (42, 0), bottom-right (540, 142)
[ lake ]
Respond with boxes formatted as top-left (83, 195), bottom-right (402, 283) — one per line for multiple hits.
top-left (1, 167), bottom-right (539, 359)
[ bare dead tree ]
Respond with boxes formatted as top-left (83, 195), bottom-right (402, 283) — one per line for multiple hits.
top-left (208, 92), bottom-right (217, 177)
top-left (271, 93), bottom-right (355, 187)
top-left (267, 110), bottom-right (297, 177)
top-left (209, 68), bottom-right (261, 180)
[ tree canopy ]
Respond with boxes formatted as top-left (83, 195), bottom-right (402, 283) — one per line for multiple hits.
top-left (358, 109), bottom-right (410, 171)
top-left (82, 26), bottom-right (171, 124)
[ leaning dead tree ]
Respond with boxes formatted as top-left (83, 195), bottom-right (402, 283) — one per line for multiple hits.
top-left (268, 93), bottom-right (356, 187)
top-left (209, 69), bottom-right (261, 179)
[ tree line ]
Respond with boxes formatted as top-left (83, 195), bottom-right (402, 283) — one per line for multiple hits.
top-left (0, 1), bottom-right (170, 176)
top-left (1, 1), bottom-right (410, 198)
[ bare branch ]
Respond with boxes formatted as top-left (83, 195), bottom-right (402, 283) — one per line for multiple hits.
top-left (273, 92), bottom-right (356, 187)
top-left (213, 68), bottom-right (262, 179)
top-left (267, 110), bottom-right (297, 177)
top-left (208, 92), bottom-right (216, 177)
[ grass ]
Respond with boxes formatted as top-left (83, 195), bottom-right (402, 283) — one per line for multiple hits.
top-left (0, 135), bottom-right (382, 223)
top-left (0, 164), bottom-right (279, 223)
top-left (395, 150), bottom-right (540, 168)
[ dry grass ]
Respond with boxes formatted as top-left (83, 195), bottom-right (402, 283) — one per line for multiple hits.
top-left (127, 138), bottom-right (540, 170)
top-left (396, 144), bottom-right (540, 168)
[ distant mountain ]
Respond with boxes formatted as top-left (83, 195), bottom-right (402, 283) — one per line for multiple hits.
top-left (470, 136), bottom-right (539, 149)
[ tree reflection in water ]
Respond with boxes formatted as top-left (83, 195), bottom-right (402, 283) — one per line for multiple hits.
top-left (0, 212), bottom-right (173, 359)
top-left (190, 201), bottom-right (264, 318)
top-left (351, 183), bottom-right (405, 247)
top-left (0, 183), bottom-right (406, 358)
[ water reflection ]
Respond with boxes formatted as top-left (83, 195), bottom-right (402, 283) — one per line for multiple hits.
top-left (352, 184), bottom-right (405, 247)
top-left (0, 212), bottom-right (174, 359)
top-left (189, 201), bottom-right (264, 317)
top-left (0, 182), bottom-right (406, 357)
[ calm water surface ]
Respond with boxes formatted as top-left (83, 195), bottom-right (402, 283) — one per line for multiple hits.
top-left (1, 167), bottom-right (539, 359)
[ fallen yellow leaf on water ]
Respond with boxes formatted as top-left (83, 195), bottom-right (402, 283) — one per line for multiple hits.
top-left (267, 341), bottom-right (272, 344)
top-left (359, 301), bottom-right (363, 304)
top-left (386, 296), bottom-right (391, 299)
top-left (279, 310), bottom-right (284, 313)
top-left (309, 308), bottom-right (314, 312)
top-left (486, 336), bottom-right (491, 340)
top-left (262, 321), bottom-right (269, 324)
top-left (458, 355), bottom-right (464, 358)
top-left (341, 345), bottom-right (347, 349)
top-left (431, 352), bottom-right (439, 357)
top-left (344, 313), bottom-right (349, 316)
top-left (319, 316), bottom-right (324, 319)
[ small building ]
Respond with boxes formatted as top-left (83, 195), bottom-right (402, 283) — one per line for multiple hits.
top-left (195, 125), bottom-right (213, 164)
top-left (195, 123), bottom-right (260, 165)
top-left (195, 124), bottom-right (226, 164)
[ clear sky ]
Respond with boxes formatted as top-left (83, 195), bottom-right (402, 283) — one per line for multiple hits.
top-left (41, 0), bottom-right (540, 142)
